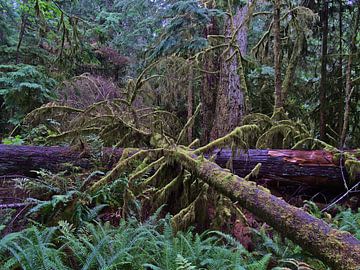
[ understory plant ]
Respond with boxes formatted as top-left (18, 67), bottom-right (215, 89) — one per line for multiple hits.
top-left (0, 64), bottom-right (56, 126)
top-left (0, 215), bottom-right (272, 270)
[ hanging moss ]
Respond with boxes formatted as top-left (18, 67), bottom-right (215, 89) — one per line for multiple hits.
top-left (194, 124), bottom-right (260, 154)
top-left (244, 163), bottom-right (262, 181)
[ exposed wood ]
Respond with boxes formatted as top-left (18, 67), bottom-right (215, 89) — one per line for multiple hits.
top-left (0, 145), bottom-right (358, 187)
top-left (166, 148), bottom-right (360, 270)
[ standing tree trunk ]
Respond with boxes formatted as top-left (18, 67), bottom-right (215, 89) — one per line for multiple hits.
top-left (273, 0), bottom-right (283, 109)
top-left (187, 63), bottom-right (194, 144)
top-left (282, 28), bottom-right (304, 102)
top-left (340, 5), bottom-right (360, 147)
top-left (15, 13), bottom-right (27, 64)
top-left (338, 0), bottom-right (344, 137)
top-left (319, 0), bottom-right (329, 140)
top-left (201, 16), bottom-right (220, 144)
top-left (210, 4), bottom-right (249, 139)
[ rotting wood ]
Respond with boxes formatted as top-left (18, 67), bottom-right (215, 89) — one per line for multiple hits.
top-left (0, 145), bottom-right (358, 187)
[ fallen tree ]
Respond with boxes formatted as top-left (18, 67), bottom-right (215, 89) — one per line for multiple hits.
top-left (1, 143), bottom-right (360, 267)
top-left (86, 146), bottom-right (360, 270)
top-left (170, 149), bottom-right (360, 270)
top-left (0, 144), bottom-right (356, 187)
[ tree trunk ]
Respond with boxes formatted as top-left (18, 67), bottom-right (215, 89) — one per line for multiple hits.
top-left (319, 0), bottom-right (329, 140)
top-left (273, 0), bottom-right (283, 109)
top-left (200, 16), bottom-right (220, 144)
top-left (187, 64), bottom-right (194, 144)
top-left (0, 145), bottom-right (358, 187)
top-left (15, 13), bottom-right (27, 64)
top-left (337, 0), bottom-right (344, 138)
top-left (166, 148), bottom-right (360, 270)
top-left (282, 29), bottom-right (304, 101)
top-left (340, 5), bottom-right (360, 148)
top-left (210, 5), bottom-right (248, 139)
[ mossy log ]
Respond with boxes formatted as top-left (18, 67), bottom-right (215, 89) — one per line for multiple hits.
top-left (1, 144), bottom-right (360, 268)
top-left (165, 148), bottom-right (360, 270)
top-left (0, 145), bottom-right (357, 187)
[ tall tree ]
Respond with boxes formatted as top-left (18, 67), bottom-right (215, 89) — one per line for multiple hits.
top-left (340, 4), bottom-right (360, 147)
top-left (210, 2), bottom-right (251, 139)
top-left (319, 0), bottom-right (329, 140)
top-left (273, 0), bottom-right (282, 109)
top-left (201, 15), bottom-right (220, 144)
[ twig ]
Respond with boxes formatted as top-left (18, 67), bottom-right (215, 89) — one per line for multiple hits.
top-left (0, 202), bottom-right (35, 209)
top-left (321, 181), bottom-right (360, 212)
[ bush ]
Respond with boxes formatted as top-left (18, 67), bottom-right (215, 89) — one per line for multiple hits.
top-left (0, 64), bottom-right (56, 126)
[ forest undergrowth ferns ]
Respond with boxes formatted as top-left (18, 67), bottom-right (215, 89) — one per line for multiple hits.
top-left (0, 214), bottom-right (273, 270)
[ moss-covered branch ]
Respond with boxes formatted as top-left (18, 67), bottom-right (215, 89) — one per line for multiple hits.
top-left (163, 147), bottom-right (360, 270)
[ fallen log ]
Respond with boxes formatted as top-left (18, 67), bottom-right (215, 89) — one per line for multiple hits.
top-left (164, 148), bottom-right (360, 270)
top-left (1, 144), bottom-right (360, 268)
top-left (0, 145), bottom-right (355, 187)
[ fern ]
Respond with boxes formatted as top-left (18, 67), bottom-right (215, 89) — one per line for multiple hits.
top-left (0, 64), bottom-right (56, 125)
top-left (0, 226), bottom-right (70, 270)
top-left (176, 254), bottom-right (196, 270)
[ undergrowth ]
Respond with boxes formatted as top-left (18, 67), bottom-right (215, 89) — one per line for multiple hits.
top-left (3, 204), bottom-right (358, 270)
top-left (2, 168), bottom-right (359, 270)
top-left (0, 214), bottom-right (272, 270)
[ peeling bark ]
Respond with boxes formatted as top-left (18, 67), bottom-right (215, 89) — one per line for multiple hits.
top-left (0, 145), bottom-right (357, 187)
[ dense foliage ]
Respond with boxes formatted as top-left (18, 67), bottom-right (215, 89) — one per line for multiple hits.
top-left (1, 0), bottom-right (360, 269)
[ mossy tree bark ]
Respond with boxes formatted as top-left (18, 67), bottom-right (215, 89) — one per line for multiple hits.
top-left (1, 144), bottom-right (360, 268)
top-left (165, 148), bottom-right (360, 270)
top-left (273, 0), bottom-right (283, 109)
top-left (187, 64), bottom-right (194, 144)
top-left (340, 5), bottom-right (360, 148)
top-left (210, 5), bottom-right (249, 139)
top-left (200, 15), bottom-right (220, 144)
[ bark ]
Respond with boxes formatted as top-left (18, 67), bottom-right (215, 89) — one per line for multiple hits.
top-left (15, 13), bottom-right (27, 64)
top-left (200, 16), bottom-right (220, 144)
top-left (340, 5), bottom-right (360, 148)
top-left (0, 144), bottom-right (123, 176)
top-left (338, 0), bottom-right (344, 137)
top-left (187, 64), bottom-right (194, 144)
top-left (282, 30), bottom-right (304, 102)
top-left (273, 0), bottom-right (283, 109)
top-left (319, 0), bottom-right (329, 140)
top-left (210, 5), bottom-right (248, 139)
top-left (167, 148), bottom-right (360, 270)
top-left (0, 145), bottom-right (358, 187)
top-left (2, 146), bottom-right (359, 268)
